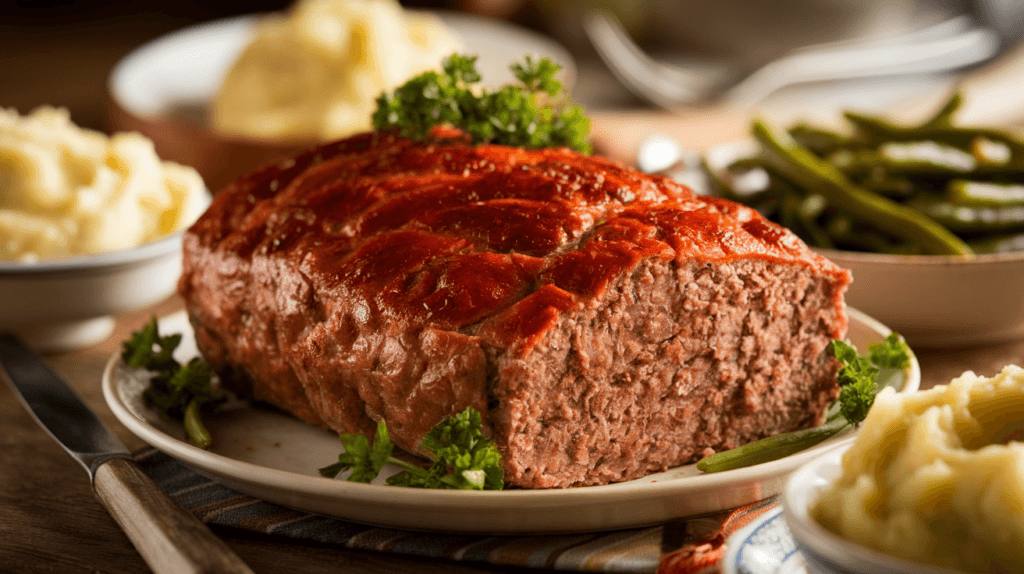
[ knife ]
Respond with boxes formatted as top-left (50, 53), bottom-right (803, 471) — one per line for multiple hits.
top-left (0, 333), bottom-right (254, 574)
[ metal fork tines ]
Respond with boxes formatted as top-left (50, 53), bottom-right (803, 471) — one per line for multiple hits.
top-left (583, 11), bottom-right (1001, 109)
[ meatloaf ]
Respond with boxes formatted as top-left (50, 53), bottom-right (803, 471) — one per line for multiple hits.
top-left (179, 130), bottom-right (851, 488)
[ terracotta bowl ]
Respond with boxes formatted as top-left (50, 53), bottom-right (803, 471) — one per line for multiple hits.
top-left (107, 12), bottom-right (577, 194)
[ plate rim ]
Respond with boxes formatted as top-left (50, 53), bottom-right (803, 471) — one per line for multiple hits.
top-left (103, 306), bottom-right (920, 533)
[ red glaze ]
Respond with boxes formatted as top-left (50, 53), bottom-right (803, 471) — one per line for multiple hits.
top-left (186, 130), bottom-right (847, 358)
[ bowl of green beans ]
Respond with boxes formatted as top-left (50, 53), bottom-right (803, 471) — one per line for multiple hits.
top-left (682, 93), bottom-right (1024, 346)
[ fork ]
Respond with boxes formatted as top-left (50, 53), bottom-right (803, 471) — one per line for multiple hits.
top-left (583, 12), bottom-right (1001, 109)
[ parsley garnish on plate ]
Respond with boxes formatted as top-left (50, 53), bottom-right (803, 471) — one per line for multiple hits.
top-left (121, 318), bottom-right (224, 449)
top-left (320, 407), bottom-right (504, 490)
top-left (696, 333), bottom-right (911, 473)
top-left (372, 53), bottom-right (591, 153)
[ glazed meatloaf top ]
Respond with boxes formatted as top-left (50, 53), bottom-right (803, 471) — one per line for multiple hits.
top-left (180, 129), bottom-right (851, 469)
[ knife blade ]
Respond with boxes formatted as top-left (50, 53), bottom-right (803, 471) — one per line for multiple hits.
top-left (0, 333), bottom-right (253, 574)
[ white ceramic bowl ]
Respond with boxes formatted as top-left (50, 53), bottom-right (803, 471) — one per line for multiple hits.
top-left (107, 11), bottom-right (577, 193)
top-left (0, 232), bottom-right (187, 352)
top-left (820, 249), bottom-right (1024, 347)
top-left (782, 446), bottom-right (967, 574)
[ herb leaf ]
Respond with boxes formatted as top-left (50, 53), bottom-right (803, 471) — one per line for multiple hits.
top-left (403, 407), bottom-right (504, 490)
top-left (868, 332), bottom-right (912, 369)
top-left (121, 317), bottom-right (180, 372)
top-left (373, 54), bottom-right (591, 153)
top-left (510, 55), bottom-right (562, 96)
top-left (122, 318), bottom-right (223, 448)
top-left (830, 339), bottom-right (880, 424)
top-left (320, 407), bottom-right (504, 490)
top-left (319, 420), bottom-right (395, 482)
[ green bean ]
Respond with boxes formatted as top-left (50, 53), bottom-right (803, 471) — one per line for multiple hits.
top-left (825, 398), bottom-right (843, 423)
top-left (789, 123), bottom-right (854, 156)
top-left (183, 398), bottom-right (212, 449)
top-left (696, 419), bottom-right (850, 473)
top-left (779, 186), bottom-right (801, 233)
top-left (831, 144), bottom-right (977, 178)
top-left (724, 157), bottom-right (801, 198)
top-left (738, 161), bottom-right (835, 248)
top-left (844, 111), bottom-right (1024, 165)
top-left (967, 231), bottom-right (1024, 254)
top-left (909, 197), bottom-right (1024, 233)
top-left (798, 214), bottom-right (835, 249)
top-left (699, 93), bottom-right (1024, 254)
top-left (825, 214), bottom-right (906, 254)
top-left (857, 171), bottom-right (916, 198)
top-left (948, 180), bottom-right (1024, 207)
top-left (920, 90), bottom-right (963, 128)
top-left (827, 148), bottom-right (876, 173)
top-left (753, 119), bottom-right (973, 256)
top-left (798, 193), bottom-right (827, 219)
top-left (790, 194), bottom-right (833, 249)
top-left (727, 156), bottom-right (773, 171)
top-left (841, 90), bottom-right (1024, 165)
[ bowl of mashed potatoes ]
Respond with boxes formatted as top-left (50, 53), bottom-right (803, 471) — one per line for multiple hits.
top-left (107, 0), bottom-right (576, 192)
top-left (782, 365), bottom-right (1024, 574)
top-left (0, 107), bottom-right (209, 351)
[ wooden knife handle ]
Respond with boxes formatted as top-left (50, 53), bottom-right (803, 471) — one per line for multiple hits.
top-left (93, 457), bottom-right (255, 574)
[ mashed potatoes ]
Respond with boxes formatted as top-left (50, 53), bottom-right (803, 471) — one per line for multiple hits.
top-left (212, 0), bottom-right (461, 142)
top-left (0, 107), bottom-right (207, 262)
top-left (812, 365), bottom-right (1024, 573)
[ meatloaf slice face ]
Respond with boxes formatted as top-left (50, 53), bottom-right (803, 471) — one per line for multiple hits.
top-left (180, 130), bottom-right (851, 488)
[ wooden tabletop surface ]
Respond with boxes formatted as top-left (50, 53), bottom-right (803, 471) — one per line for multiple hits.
top-left (5, 6), bottom-right (1024, 573)
top-left (5, 297), bottom-right (1024, 573)
top-left (0, 297), bottom-right (537, 574)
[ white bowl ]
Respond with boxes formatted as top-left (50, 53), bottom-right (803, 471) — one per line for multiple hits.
top-left (0, 232), bottom-right (187, 352)
top-left (820, 249), bottom-right (1024, 347)
top-left (782, 445), bottom-right (967, 574)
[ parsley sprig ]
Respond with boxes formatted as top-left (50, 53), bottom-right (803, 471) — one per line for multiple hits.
top-left (373, 54), bottom-right (591, 153)
top-left (121, 318), bottom-right (224, 449)
top-left (696, 333), bottom-right (911, 473)
top-left (319, 407), bottom-right (504, 490)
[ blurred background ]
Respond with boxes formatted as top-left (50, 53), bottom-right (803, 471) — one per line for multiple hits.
top-left (4, 0), bottom-right (1024, 160)
top-left (1, 0), bottom-right (639, 133)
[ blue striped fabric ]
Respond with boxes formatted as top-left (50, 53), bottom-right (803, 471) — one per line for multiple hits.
top-left (135, 448), bottom-right (778, 573)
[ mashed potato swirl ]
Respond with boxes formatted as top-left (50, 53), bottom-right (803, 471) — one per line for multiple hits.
top-left (812, 365), bottom-right (1024, 573)
top-left (212, 0), bottom-right (461, 142)
top-left (0, 107), bottom-right (206, 262)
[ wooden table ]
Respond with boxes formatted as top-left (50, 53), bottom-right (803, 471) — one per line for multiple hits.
top-left (4, 296), bottom-right (1024, 573)
top-left (0, 297), bottom-right (539, 574)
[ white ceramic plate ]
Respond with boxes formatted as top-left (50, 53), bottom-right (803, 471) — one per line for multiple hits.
top-left (109, 10), bottom-right (576, 120)
top-left (103, 308), bottom-right (919, 535)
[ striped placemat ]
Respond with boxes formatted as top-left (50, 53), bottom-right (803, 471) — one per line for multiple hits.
top-left (134, 448), bottom-right (778, 574)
